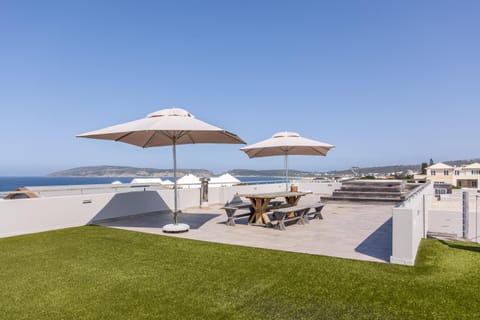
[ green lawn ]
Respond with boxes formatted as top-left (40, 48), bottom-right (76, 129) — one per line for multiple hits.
top-left (0, 227), bottom-right (479, 319)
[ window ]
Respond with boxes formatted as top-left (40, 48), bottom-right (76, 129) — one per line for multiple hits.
top-left (471, 170), bottom-right (480, 175)
top-left (431, 170), bottom-right (436, 176)
top-left (444, 170), bottom-right (449, 176)
top-left (455, 170), bottom-right (460, 175)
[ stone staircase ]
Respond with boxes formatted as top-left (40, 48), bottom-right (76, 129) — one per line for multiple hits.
top-left (322, 180), bottom-right (417, 203)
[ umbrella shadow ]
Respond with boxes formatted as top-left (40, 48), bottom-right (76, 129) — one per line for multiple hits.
top-left (215, 212), bottom-right (277, 228)
top-left (216, 215), bottom-right (251, 226)
top-left (88, 191), bottom-right (171, 223)
top-left (355, 218), bottom-right (392, 262)
top-left (97, 211), bottom-right (221, 230)
top-left (87, 191), bottom-right (221, 230)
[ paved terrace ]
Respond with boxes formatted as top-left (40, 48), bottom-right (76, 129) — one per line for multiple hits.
top-left (98, 195), bottom-right (393, 263)
top-left (428, 191), bottom-right (479, 241)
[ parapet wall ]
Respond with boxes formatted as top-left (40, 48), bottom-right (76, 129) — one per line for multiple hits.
top-left (0, 181), bottom-right (339, 238)
top-left (390, 182), bottom-right (434, 266)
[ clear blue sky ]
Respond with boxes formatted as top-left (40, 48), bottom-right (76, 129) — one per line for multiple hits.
top-left (1, 0), bottom-right (479, 176)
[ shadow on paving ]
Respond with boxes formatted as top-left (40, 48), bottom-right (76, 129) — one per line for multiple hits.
top-left (98, 212), bottom-right (221, 230)
top-left (355, 218), bottom-right (392, 262)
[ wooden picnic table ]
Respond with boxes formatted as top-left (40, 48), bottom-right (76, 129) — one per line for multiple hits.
top-left (238, 191), bottom-right (310, 225)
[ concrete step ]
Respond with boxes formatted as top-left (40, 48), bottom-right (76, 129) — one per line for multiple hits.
top-left (340, 186), bottom-right (404, 192)
top-left (321, 195), bottom-right (402, 203)
top-left (323, 180), bottom-right (421, 203)
top-left (342, 180), bottom-right (405, 187)
top-left (332, 191), bottom-right (406, 199)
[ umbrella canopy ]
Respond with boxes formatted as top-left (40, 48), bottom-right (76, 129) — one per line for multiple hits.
top-left (77, 107), bottom-right (245, 231)
top-left (241, 132), bottom-right (334, 158)
top-left (130, 178), bottom-right (163, 184)
top-left (78, 108), bottom-right (244, 147)
top-left (210, 173), bottom-right (241, 188)
top-left (161, 179), bottom-right (174, 186)
top-left (177, 173), bottom-right (201, 189)
top-left (240, 132), bottom-right (334, 190)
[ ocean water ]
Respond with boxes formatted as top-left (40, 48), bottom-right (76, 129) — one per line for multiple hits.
top-left (0, 176), bottom-right (286, 192)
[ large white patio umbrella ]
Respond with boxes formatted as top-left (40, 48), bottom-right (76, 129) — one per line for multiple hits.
top-left (77, 108), bottom-right (245, 232)
top-left (241, 132), bottom-right (334, 191)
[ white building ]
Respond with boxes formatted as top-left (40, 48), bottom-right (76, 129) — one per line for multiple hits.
top-left (418, 162), bottom-right (480, 188)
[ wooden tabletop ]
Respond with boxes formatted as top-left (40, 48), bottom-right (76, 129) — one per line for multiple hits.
top-left (238, 191), bottom-right (309, 198)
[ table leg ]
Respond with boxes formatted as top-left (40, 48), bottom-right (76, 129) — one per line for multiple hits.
top-left (285, 196), bottom-right (301, 206)
top-left (248, 198), bottom-right (259, 224)
top-left (248, 198), bottom-right (272, 225)
top-left (284, 196), bottom-right (301, 218)
top-left (261, 199), bottom-right (271, 224)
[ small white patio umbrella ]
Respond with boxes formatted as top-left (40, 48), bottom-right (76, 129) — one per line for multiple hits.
top-left (210, 173), bottom-right (241, 188)
top-left (241, 132), bottom-right (334, 191)
top-left (77, 107), bottom-right (245, 232)
top-left (176, 173), bottom-right (201, 189)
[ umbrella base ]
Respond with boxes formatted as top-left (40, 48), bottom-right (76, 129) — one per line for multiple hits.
top-left (163, 223), bottom-right (190, 233)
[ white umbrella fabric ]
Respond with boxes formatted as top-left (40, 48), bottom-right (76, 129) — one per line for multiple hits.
top-left (77, 107), bottom-right (245, 232)
top-left (240, 132), bottom-right (334, 190)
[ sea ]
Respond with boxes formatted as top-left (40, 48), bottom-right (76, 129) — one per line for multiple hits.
top-left (0, 176), bottom-right (286, 192)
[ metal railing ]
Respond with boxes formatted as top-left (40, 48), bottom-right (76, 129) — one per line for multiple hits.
top-left (426, 190), bottom-right (479, 244)
top-left (475, 195), bottom-right (479, 243)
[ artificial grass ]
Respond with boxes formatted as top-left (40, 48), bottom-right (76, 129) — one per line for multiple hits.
top-left (0, 227), bottom-right (479, 320)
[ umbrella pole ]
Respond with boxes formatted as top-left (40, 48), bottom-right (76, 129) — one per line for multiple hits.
top-left (163, 137), bottom-right (189, 233)
top-left (285, 154), bottom-right (289, 192)
top-left (173, 140), bottom-right (178, 224)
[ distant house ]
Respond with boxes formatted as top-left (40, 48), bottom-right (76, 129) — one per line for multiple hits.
top-left (416, 162), bottom-right (480, 189)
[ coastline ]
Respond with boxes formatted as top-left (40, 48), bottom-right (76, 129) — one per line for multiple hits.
top-left (0, 175), bottom-right (288, 192)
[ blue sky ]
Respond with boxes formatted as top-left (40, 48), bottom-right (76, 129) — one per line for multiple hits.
top-left (1, 0), bottom-right (479, 175)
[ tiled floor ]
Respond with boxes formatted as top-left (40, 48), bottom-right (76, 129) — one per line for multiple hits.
top-left (98, 195), bottom-right (394, 263)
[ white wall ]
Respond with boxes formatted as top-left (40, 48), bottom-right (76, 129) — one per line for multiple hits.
top-left (295, 181), bottom-right (341, 194)
top-left (390, 182), bottom-right (433, 266)
top-left (159, 188), bottom-right (200, 210)
top-left (0, 182), bottom-right (339, 239)
top-left (0, 191), bottom-right (173, 238)
top-left (208, 183), bottom-right (286, 205)
top-left (206, 182), bottom-right (339, 205)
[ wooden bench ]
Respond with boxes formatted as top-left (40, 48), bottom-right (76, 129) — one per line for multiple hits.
top-left (271, 204), bottom-right (312, 231)
top-left (223, 198), bottom-right (286, 227)
top-left (268, 200), bottom-right (285, 208)
top-left (222, 201), bottom-right (254, 226)
top-left (303, 202), bottom-right (325, 223)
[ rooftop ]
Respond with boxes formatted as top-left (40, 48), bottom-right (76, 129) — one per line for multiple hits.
top-left (427, 162), bottom-right (454, 170)
top-left (97, 194), bottom-right (393, 263)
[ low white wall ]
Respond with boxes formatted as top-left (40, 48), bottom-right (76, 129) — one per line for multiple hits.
top-left (0, 190), bottom-right (172, 238)
top-left (208, 183), bottom-right (286, 205)
top-left (294, 181), bottom-right (341, 194)
top-left (207, 182), bottom-right (339, 205)
top-left (390, 182), bottom-right (433, 266)
top-left (159, 188), bottom-right (200, 211)
top-left (0, 181), bottom-right (339, 239)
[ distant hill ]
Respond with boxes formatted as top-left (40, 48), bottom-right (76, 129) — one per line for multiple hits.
top-left (50, 158), bottom-right (480, 178)
top-left (326, 164), bottom-right (421, 176)
top-left (443, 158), bottom-right (480, 167)
top-left (48, 166), bottom-right (213, 178)
top-left (325, 158), bottom-right (480, 176)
